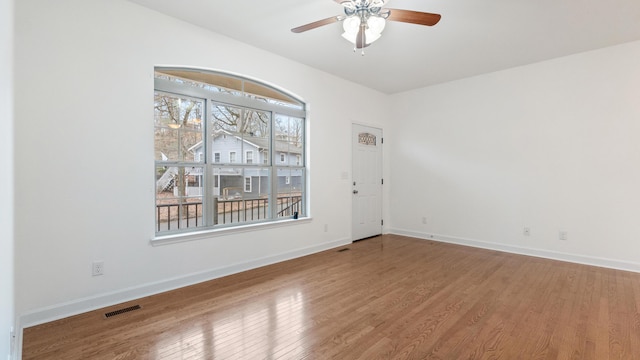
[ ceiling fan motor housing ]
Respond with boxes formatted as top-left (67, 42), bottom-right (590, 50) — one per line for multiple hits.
top-left (342, 0), bottom-right (389, 20)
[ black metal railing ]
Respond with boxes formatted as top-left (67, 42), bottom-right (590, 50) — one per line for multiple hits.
top-left (156, 195), bottom-right (302, 232)
top-left (218, 198), bottom-right (269, 225)
top-left (156, 202), bottom-right (203, 232)
top-left (277, 196), bottom-right (301, 217)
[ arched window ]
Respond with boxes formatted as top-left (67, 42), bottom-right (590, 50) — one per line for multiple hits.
top-left (153, 68), bottom-right (306, 236)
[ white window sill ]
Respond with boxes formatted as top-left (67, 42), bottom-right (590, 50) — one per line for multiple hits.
top-left (151, 217), bottom-right (312, 246)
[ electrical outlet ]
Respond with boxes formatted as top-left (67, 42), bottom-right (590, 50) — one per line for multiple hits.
top-left (559, 231), bottom-right (568, 241)
top-left (92, 261), bottom-right (104, 276)
top-left (523, 227), bottom-right (531, 236)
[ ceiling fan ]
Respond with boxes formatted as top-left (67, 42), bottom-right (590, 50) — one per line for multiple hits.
top-left (291, 0), bottom-right (441, 54)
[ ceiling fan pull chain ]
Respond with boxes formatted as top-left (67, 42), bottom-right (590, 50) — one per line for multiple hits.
top-left (351, 46), bottom-right (365, 56)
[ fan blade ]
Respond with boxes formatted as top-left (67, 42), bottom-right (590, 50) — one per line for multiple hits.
top-left (355, 24), bottom-right (366, 49)
top-left (386, 9), bottom-right (441, 26)
top-left (291, 16), bottom-right (340, 33)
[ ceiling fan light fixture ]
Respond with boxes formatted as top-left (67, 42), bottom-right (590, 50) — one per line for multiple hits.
top-left (342, 16), bottom-right (385, 45)
top-left (367, 16), bottom-right (386, 34)
top-left (365, 30), bottom-right (382, 44)
top-left (341, 31), bottom-right (356, 44)
top-left (342, 16), bottom-right (360, 35)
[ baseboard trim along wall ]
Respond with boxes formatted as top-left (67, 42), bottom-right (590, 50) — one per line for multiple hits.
top-left (389, 228), bottom-right (640, 274)
top-left (19, 237), bottom-right (352, 329)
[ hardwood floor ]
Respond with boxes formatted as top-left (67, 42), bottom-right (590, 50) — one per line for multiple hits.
top-left (22, 235), bottom-right (640, 359)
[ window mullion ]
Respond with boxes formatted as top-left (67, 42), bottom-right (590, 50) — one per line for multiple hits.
top-left (269, 110), bottom-right (277, 220)
top-left (203, 98), bottom-right (215, 227)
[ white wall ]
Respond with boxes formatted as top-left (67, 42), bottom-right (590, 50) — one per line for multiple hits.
top-left (389, 41), bottom-right (640, 270)
top-left (1, 0), bottom-right (15, 357)
top-left (14, 0), bottom-right (389, 329)
top-left (15, 0), bottom-right (640, 354)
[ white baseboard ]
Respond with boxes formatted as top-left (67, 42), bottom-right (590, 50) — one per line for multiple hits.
top-left (19, 237), bottom-right (351, 329)
top-left (389, 228), bottom-right (640, 274)
top-left (16, 237), bottom-right (350, 359)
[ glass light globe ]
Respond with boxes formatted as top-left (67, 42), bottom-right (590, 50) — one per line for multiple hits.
top-left (367, 16), bottom-right (386, 35)
top-left (341, 16), bottom-right (386, 45)
top-left (341, 17), bottom-right (361, 43)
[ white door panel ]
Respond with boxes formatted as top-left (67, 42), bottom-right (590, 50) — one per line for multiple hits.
top-left (352, 124), bottom-right (382, 240)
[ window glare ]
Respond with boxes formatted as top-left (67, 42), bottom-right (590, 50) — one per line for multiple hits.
top-left (155, 70), bottom-right (303, 110)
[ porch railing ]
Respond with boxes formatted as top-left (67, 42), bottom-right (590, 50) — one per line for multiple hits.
top-left (156, 195), bottom-right (302, 232)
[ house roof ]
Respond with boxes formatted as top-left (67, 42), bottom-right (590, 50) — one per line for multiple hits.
top-left (189, 129), bottom-right (303, 155)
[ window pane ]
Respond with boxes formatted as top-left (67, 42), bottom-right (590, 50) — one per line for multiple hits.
top-left (154, 70), bottom-right (243, 97)
top-left (155, 166), bottom-right (204, 232)
top-left (211, 105), bottom-right (271, 165)
top-left (211, 104), bottom-right (240, 164)
top-left (211, 104), bottom-right (241, 133)
top-left (242, 79), bottom-right (304, 110)
top-left (156, 69), bottom-right (303, 109)
top-left (275, 115), bottom-right (304, 166)
top-left (213, 167), bottom-right (270, 225)
top-left (244, 177), bottom-right (251, 192)
top-left (277, 168), bottom-right (304, 218)
top-left (241, 110), bottom-right (270, 164)
top-left (154, 93), bottom-right (204, 162)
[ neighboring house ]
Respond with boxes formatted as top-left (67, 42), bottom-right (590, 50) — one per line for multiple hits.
top-left (183, 130), bottom-right (303, 199)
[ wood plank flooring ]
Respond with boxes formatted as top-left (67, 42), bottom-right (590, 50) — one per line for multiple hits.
top-left (22, 235), bottom-right (640, 359)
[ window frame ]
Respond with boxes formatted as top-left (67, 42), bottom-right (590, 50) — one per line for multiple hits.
top-left (244, 176), bottom-right (252, 192)
top-left (153, 68), bottom-right (307, 239)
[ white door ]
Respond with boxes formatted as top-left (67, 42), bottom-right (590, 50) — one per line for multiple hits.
top-left (352, 124), bottom-right (383, 241)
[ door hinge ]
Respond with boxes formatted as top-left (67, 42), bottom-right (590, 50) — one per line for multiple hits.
top-left (381, 219), bottom-right (384, 226)
top-left (381, 138), bottom-right (384, 144)
top-left (381, 178), bottom-right (384, 185)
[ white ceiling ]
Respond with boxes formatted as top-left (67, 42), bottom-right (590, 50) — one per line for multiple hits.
top-left (130, 0), bottom-right (640, 94)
